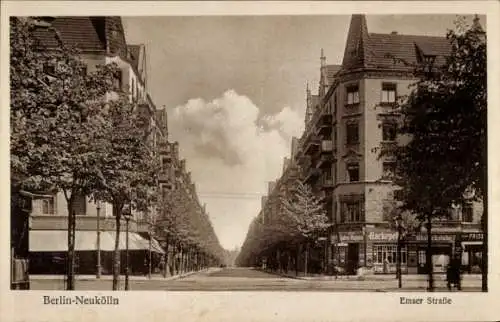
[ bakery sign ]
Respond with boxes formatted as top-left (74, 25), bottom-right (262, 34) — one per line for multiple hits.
top-left (368, 231), bottom-right (398, 242)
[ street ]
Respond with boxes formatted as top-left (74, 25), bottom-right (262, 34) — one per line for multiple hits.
top-left (30, 267), bottom-right (481, 292)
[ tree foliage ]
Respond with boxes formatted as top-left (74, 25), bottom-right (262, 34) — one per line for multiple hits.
top-left (382, 16), bottom-right (486, 217)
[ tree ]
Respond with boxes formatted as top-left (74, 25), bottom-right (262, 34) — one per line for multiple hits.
top-left (281, 180), bottom-right (330, 275)
top-left (94, 92), bottom-right (159, 290)
top-left (10, 17), bottom-right (116, 290)
top-left (379, 16), bottom-right (486, 291)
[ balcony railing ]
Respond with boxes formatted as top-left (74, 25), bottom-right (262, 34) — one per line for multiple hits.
top-left (320, 140), bottom-right (333, 153)
top-left (304, 168), bottom-right (322, 183)
top-left (320, 175), bottom-right (334, 188)
top-left (158, 142), bottom-right (171, 156)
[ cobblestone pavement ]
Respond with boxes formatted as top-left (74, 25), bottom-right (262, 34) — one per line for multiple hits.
top-left (29, 267), bottom-right (482, 292)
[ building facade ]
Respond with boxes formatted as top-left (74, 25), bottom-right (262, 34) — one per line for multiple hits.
top-left (15, 16), bottom-right (180, 275)
top-left (251, 14), bottom-right (484, 275)
top-left (303, 14), bottom-right (484, 275)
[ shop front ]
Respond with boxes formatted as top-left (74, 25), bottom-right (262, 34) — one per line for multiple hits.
top-left (460, 232), bottom-right (484, 274)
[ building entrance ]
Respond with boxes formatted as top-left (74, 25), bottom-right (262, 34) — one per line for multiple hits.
top-left (347, 243), bottom-right (359, 274)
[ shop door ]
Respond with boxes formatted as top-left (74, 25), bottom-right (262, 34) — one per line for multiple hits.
top-left (417, 249), bottom-right (427, 274)
top-left (347, 243), bottom-right (359, 274)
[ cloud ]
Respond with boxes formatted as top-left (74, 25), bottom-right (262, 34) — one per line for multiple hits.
top-left (168, 90), bottom-right (304, 249)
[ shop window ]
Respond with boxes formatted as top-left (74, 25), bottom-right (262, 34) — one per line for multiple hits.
top-left (382, 122), bottom-right (397, 141)
top-left (381, 83), bottom-right (397, 104)
top-left (373, 245), bottom-right (407, 264)
top-left (346, 123), bottom-right (359, 145)
top-left (346, 84), bottom-right (360, 105)
top-left (347, 163), bottom-right (359, 182)
top-left (462, 203), bottom-right (474, 222)
top-left (42, 198), bottom-right (55, 215)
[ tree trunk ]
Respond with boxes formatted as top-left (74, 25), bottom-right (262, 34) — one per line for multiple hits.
top-left (295, 244), bottom-right (300, 276)
top-left (163, 235), bottom-right (169, 278)
top-left (304, 242), bottom-right (309, 277)
top-left (64, 193), bottom-right (76, 290)
top-left (112, 205), bottom-right (122, 291)
top-left (171, 242), bottom-right (177, 275)
top-left (426, 214), bottom-right (434, 292)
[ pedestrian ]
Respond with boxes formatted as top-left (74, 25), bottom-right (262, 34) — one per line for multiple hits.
top-left (447, 254), bottom-right (462, 291)
top-left (384, 257), bottom-right (390, 274)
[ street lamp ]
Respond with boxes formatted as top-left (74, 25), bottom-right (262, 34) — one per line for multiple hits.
top-left (123, 203), bottom-right (132, 291)
top-left (395, 214), bottom-right (403, 289)
top-left (96, 201), bottom-right (101, 279)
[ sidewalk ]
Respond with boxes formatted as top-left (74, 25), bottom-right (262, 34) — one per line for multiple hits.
top-left (30, 267), bottom-right (220, 282)
top-left (261, 269), bottom-right (481, 282)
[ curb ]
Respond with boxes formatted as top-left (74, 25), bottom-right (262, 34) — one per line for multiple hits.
top-left (30, 268), bottom-right (217, 282)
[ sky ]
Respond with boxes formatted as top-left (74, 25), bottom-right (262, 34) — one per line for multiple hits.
top-left (122, 14), bottom-right (476, 250)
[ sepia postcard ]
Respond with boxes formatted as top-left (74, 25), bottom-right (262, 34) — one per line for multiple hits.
top-left (1, 1), bottom-right (499, 322)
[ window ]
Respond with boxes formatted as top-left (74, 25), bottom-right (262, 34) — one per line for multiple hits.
top-left (42, 198), bottom-right (55, 215)
top-left (346, 84), bottom-right (360, 105)
top-left (131, 78), bottom-right (135, 98)
top-left (340, 199), bottom-right (364, 222)
top-left (347, 163), bottom-right (359, 182)
top-left (382, 161), bottom-right (396, 179)
top-left (346, 123), bottom-right (359, 145)
top-left (373, 245), bottom-right (407, 264)
top-left (462, 203), bottom-right (473, 222)
top-left (381, 83), bottom-right (397, 104)
top-left (382, 122), bottom-right (397, 141)
top-left (113, 70), bottom-right (123, 90)
top-left (72, 194), bottom-right (87, 216)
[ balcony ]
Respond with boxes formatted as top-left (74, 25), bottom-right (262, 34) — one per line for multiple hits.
top-left (158, 142), bottom-right (171, 157)
top-left (320, 140), bottom-right (333, 153)
top-left (320, 175), bottom-right (334, 189)
top-left (316, 154), bottom-right (333, 168)
top-left (304, 137), bottom-right (320, 155)
top-left (304, 168), bottom-right (321, 184)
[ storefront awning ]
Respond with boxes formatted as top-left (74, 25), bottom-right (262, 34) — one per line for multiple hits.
top-left (29, 230), bottom-right (164, 254)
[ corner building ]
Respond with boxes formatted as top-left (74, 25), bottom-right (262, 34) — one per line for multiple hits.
top-left (296, 15), bottom-right (484, 275)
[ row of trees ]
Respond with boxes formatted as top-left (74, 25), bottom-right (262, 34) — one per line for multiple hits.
top-left (156, 186), bottom-right (226, 276)
top-left (236, 179), bottom-right (330, 275)
top-left (378, 16), bottom-right (487, 291)
top-left (10, 17), bottom-right (224, 290)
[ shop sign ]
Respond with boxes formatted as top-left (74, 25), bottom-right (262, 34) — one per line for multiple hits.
top-left (460, 232), bottom-right (483, 241)
top-left (339, 231), bottom-right (364, 242)
top-left (368, 231), bottom-right (398, 242)
top-left (414, 233), bottom-right (455, 242)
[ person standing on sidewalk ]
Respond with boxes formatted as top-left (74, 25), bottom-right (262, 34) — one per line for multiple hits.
top-left (447, 254), bottom-right (462, 291)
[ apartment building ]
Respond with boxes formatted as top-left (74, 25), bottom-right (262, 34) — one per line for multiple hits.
top-left (294, 14), bottom-right (484, 275)
top-left (18, 16), bottom-right (168, 275)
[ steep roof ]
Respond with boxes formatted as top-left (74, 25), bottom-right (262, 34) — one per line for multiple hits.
top-left (33, 17), bottom-right (106, 52)
top-left (341, 14), bottom-right (452, 73)
top-left (366, 33), bottom-right (450, 69)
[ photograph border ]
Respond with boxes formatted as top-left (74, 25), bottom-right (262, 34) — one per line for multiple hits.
top-left (1, 1), bottom-right (499, 322)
